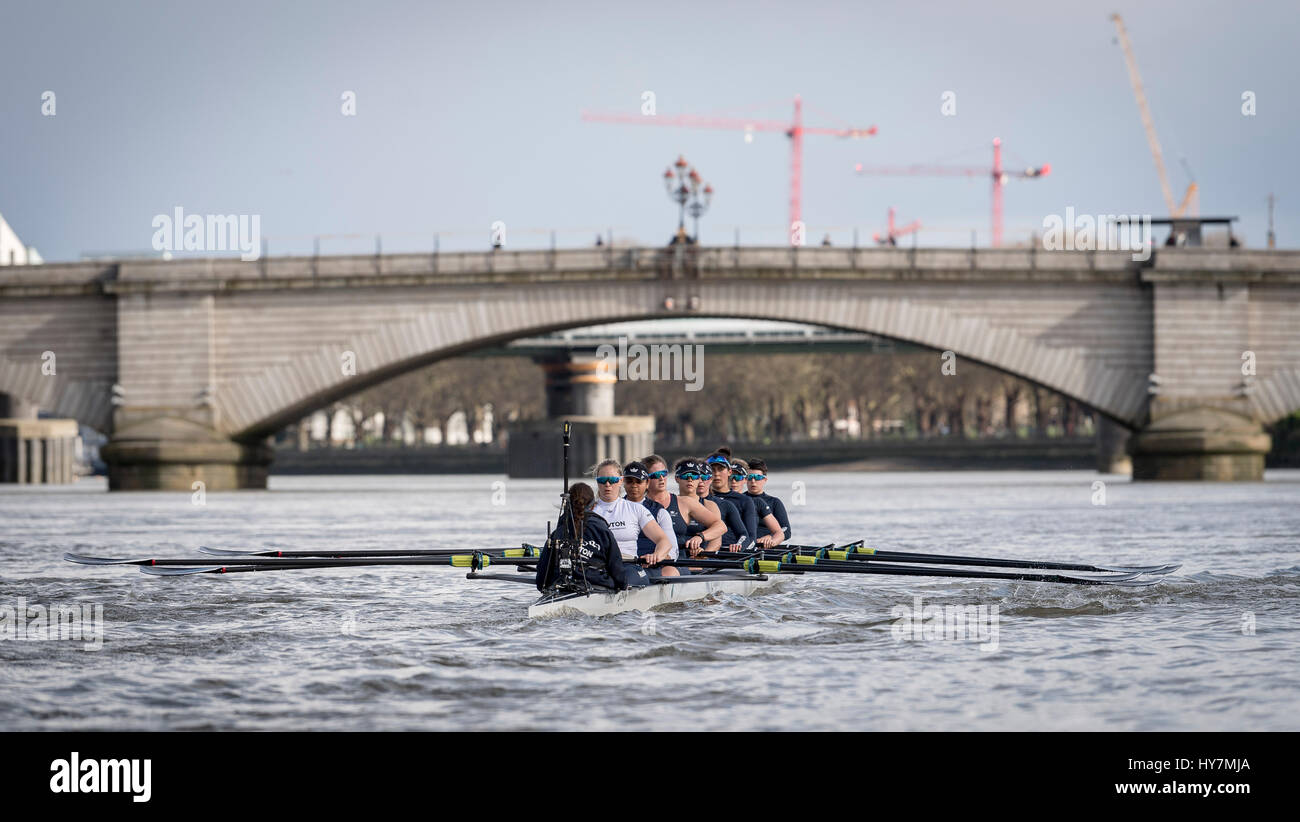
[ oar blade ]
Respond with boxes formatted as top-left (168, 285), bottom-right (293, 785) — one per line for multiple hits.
top-left (64, 552), bottom-right (145, 566)
top-left (1086, 576), bottom-right (1162, 587)
top-left (196, 546), bottom-right (268, 557)
top-left (1095, 563), bottom-right (1181, 575)
top-left (140, 565), bottom-right (230, 576)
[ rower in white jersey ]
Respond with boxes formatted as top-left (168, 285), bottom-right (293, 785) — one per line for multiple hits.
top-left (591, 459), bottom-right (679, 577)
top-left (620, 460), bottom-right (682, 574)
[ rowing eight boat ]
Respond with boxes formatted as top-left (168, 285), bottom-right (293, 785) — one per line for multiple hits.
top-left (526, 570), bottom-right (782, 618)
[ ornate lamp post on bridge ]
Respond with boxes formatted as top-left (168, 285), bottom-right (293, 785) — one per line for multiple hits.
top-left (663, 155), bottom-right (713, 244)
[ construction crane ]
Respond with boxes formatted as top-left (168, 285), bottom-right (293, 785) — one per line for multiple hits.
top-left (1110, 13), bottom-right (1198, 217)
top-left (854, 139), bottom-right (1050, 247)
top-left (873, 206), bottom-right (921, 245)
top-left (582, 96), bottom-right (877, 232)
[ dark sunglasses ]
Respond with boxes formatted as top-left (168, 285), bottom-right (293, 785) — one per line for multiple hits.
top-left (731, 474), bottom-right (746, 481)
top-left (747, 474), bottom-right (766, 481)
top-left (646, 470), bottom-right (668, 480)
top-left (676, 472), bottom-right (702, 481)
top-left (595, 476), bottom-right (621, 485)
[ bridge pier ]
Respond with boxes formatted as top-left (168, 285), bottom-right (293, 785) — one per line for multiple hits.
top-left (538, 352), bottom-right (616, 417)
top-left (1124, 274), bottom-right (1278, 481)
top-left (0, 392), bottom-right (39, 419)
top-left (98, 290), bottom-right (272, 490)
top-left (1095, 416), bottom-right (1132, 475)
top-left (0, 418), bottom-right (80, 484)
top-left (507, 416), bottom-right (655, 479)
top-left (1129, 406), bottom-right (1271, 481)
top-left (508, 351), bottom-right (654, 478)
top-left (101, 410), bottom-right (271, 491)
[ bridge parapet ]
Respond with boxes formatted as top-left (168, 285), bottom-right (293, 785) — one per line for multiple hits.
top-left (5, 248), bottom-right (1300, 296)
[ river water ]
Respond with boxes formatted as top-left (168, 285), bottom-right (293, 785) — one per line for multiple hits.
top-left (2, 471), bottom-right (1297, 731)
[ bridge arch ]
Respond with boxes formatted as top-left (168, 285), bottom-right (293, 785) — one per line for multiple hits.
top-left (216, 278), bottom-right (1155, 441)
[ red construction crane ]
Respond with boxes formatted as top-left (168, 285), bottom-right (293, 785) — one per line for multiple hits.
top-left (583, 95), bottom-right (878, 233)
top-left (873, 206), bottom-right (921, 245)
top-left (854, 139), bottom-right (1050, 247)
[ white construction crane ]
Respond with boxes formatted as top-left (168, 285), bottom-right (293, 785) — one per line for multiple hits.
top-left (1110, 13), bottom-right (1198, 217)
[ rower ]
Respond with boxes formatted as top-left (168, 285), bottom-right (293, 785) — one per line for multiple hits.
top-left (674, 458), bottom-right (723, 552)
top-left (590, 459), bottom-right (678, 577)
top-left (727, 458), bottom-right (785, 548)
top-left (698, 454), bottom-right (749, 549)
top-left (705, 452), bottom-right (761, 547)
top-left (643, 454), bottom-right (725, 560)
top-left (744, 458), bottom-right (791, 543)
top-left (535, 481), bottom-right (649, 592)
top-left (620, 460), bottom-right (681, 577)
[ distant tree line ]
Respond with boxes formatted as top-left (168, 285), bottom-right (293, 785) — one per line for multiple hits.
top-left (1267, 411), bottom-right (1300, 466)
top-left (616, 351), bottom-right (1090, 445)
top-left (312, 350), bottom-right (1092, 447)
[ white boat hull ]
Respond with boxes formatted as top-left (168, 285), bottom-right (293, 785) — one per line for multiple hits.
top-left (528, 573), bottom-right (782, 618)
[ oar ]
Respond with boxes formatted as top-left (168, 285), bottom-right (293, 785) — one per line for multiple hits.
top-left (196, 546), bottom-right (541, 559)
top-left (688, 550), bottom-right (1141, 579)
top-left (655, 556), bottom-right (1159, 587)
top-left (137, 554), bottom-right (543, 575)
top-left (142, 559), bottom-right (544, 576)
top-left (137, 558), bottom-right (539, 576)
top-left (143, 563), bottom-right (335, 576)
top-left (138, 555), bottom-right (544, 575)
top-left (66, 550), bottom-right (538, 567)
top-left (750, 541), bottom-right (1179, 575)
top-left (525, 538), bottom-right (1173, 577)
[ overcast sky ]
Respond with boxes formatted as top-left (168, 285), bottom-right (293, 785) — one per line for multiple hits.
top-left (2, 0), bottom-right (1296, 260)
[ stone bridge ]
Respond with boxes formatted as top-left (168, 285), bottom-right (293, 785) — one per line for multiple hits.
top-left (1, 245), bottom-right (1297, 487)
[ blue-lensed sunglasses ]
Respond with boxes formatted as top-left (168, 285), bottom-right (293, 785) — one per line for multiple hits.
top-left (595, 476), bottom-right (621, 485)
top-left (747, 474), bottom-right (766, 481)
top-left (647, 470), bottom-right (668, 479)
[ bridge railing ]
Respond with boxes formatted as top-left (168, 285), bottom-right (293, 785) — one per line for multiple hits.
top-left (219, 245), bottom-right (1149, 280)
top-left (4, 247), bottom-right (1299, 293)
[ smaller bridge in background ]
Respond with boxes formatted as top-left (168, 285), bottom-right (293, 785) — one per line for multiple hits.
top-left (485, 318), bottom-right (907, 357)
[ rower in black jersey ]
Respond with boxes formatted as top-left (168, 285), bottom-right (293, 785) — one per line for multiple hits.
top-left (673, 458), bottom-right (729, 552)
top-left (744, 458), bottom-right (791, 542)
top-left (643, 454), bottom-right (725, 560)
top-left (705, 451), bottom-right (764, 547)
top-left (699, 453), bottom-right (750, 548)
top-left (727, 457), bottom-right (785, 548)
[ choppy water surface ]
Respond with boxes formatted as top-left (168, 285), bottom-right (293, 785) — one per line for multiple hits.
top-left (2, 471), bottom-right (1297, 731)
